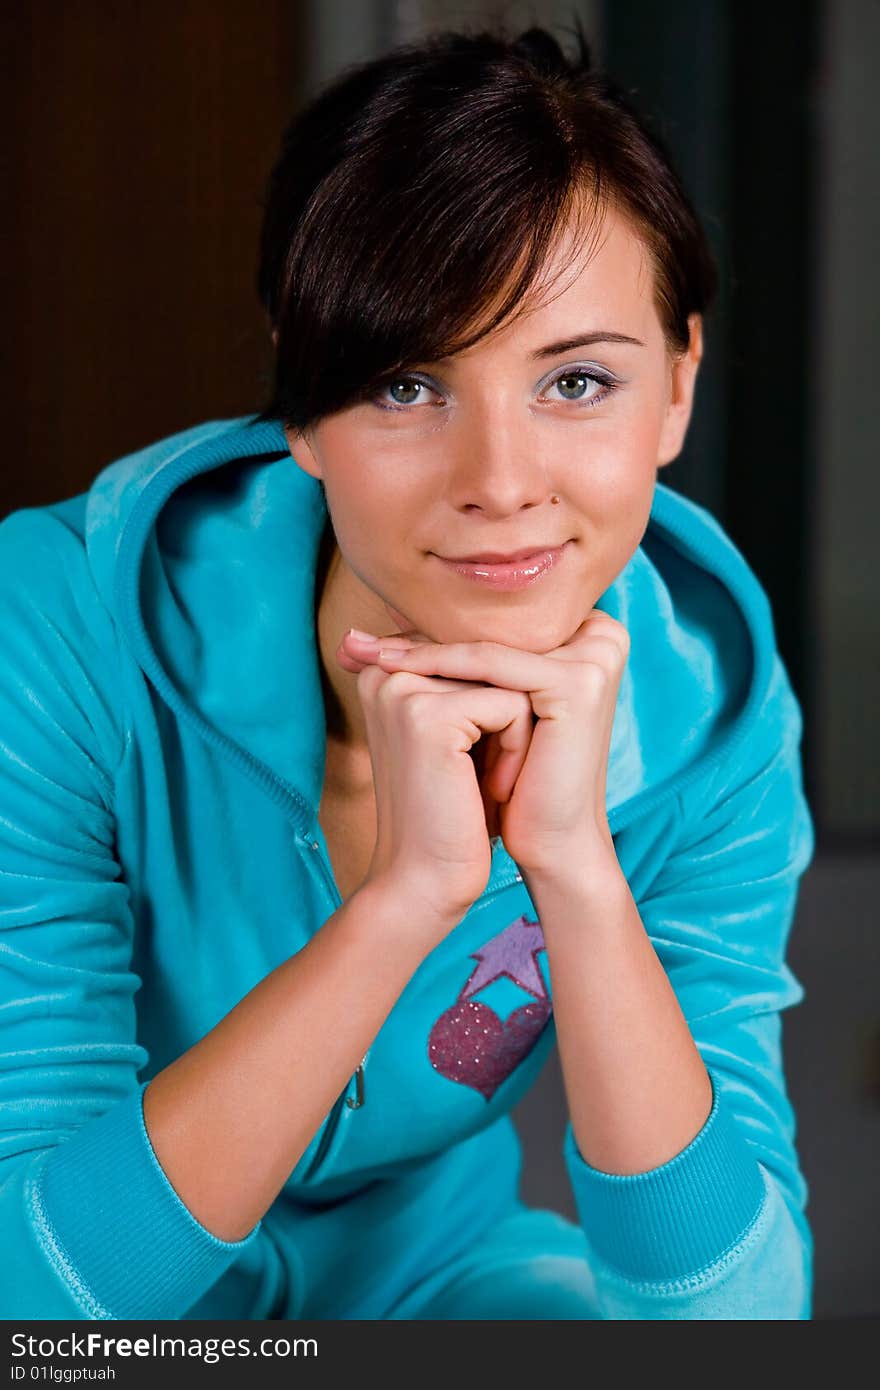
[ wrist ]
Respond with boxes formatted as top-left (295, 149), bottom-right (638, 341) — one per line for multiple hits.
top-left (519, 837), bottom-right (623, 904)
top-left (348, 870), bottom-right (467, 957)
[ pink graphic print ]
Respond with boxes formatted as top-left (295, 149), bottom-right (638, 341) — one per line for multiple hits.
top-left (427, 914), bottom-right (552, 1101)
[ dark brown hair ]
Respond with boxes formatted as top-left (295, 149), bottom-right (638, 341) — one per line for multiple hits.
top-left (254, 19), bottom-right (718, 437)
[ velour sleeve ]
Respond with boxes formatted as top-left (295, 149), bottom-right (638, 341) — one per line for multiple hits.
top-left (562, 649), bottom-right (816, 1319)
top-left (0, 509), bottom-right (263, 1320)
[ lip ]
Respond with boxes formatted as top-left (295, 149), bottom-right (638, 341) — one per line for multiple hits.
top-left (432, 541), bottom-right (571, 591)
top-left (443, 543), bottom-right (565, 564)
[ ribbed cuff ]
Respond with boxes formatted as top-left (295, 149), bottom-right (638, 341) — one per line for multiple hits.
top-left (31, 1082), bottom-right (262, 1320)
top-left (563, 1070), bottom-right (766, 1283)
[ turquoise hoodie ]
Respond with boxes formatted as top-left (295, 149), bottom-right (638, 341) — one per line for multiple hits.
top-left (0, 414), bottom-right (815, 1320)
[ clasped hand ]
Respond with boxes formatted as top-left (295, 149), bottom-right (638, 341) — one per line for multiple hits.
top-left (337, 610), bottom-right (629, 877)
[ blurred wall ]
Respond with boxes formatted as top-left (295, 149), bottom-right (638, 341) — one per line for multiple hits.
top-left (6, 0), bottom-right (307, 512)
top-left (813, 0), bottom-right (880, 839)
top-left (300, 0), bottom-right (602, 101)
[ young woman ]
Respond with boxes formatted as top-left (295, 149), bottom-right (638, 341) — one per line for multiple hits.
top-left (0, 25), bottom-right (815, 1320)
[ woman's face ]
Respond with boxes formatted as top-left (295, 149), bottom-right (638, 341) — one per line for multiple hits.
top-left (286, 203), bottom-right (702, 652)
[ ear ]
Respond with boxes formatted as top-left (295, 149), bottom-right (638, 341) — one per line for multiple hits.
top-left (283, 425), bottom-right (323, 484)
top-left (656, 313), bottom-right (703, 469)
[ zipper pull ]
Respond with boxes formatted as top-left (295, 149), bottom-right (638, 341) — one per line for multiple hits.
top-left (346, 1053), bottom-right (368, 1109)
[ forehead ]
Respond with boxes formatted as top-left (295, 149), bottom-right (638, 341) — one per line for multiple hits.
top-left (544, 202), bottom-right (652, 300)
top-left (457, 201), bottom-right (657, 360)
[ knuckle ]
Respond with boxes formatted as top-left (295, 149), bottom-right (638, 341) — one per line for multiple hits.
top-left (595, 634), bottom-right (622, 658)
top-left (356, 664), bottom-right (384, 698)
top-left (578, 663), bottom-right (608, 695)
top-left (605, 616), bottom-right (631, 652)
top-left (375, 669), bottom-right (413, 705)
top-left (402, 690), bottom-right (433, 723)
top-left (583, 634), bottom-right (628, 670)
top-left (591, 610), bottom-right (629, 640)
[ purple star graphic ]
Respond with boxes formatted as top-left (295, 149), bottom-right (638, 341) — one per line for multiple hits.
top-left (461, 914), bottom-right (547, 1002)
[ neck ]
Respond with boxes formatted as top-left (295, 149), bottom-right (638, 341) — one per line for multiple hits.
top-left (313, 523), bottom-right (403, 768)
top-left (313, 522), bottom-right (348, 744)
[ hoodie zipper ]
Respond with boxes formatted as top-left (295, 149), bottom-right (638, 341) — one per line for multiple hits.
top-left (298, 831), bottom-right (522, 1182)
top-left (298, 833), bottom-right (368, 1182)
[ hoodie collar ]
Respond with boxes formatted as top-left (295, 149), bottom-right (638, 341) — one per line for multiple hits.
top-left (85, 414), bottom-right (773, 854)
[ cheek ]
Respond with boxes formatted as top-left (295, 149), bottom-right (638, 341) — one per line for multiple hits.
top-left (565, 434), bottom-right (657, 563)
top-left (573, 448), bottom-right (655, 522)
top-left (324, 466), bottom-right (391, 542)
top-left (325, 467), bottom-right (424, 582)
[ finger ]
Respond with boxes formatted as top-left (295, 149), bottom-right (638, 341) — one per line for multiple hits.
top-left (480, 731), bottom-right (503, 787)
top-left (359, 672), bottom-right (526, 847)
top-left (482, 785), bottom-right (500, 840)
top-left (353, 665), bottom-right (394, 866)
top-left (373, 612), bottom-right (627, 685)
top-left (374, 638), bottom-right (555, 695)
top-left (339, 626), bottom-right (431, 672)
top-left (485, 705), bottom-right (536, 803)
top-left (368, 673), bottom-right (533, 765)
top-left (337, 633), bottom-right (421, 674)
top-left (373, 629), bottom-right (628, 718)
top-left (365, 670), bottom-right (494, 696)
top-left (473, 736), bottom-right (498, 837)
top-left (344, 629), bottom-right (429, 651)
top-left (357, 659), bottom-right (533, 803)
top-left (422, 683), bottom-right (534, 760)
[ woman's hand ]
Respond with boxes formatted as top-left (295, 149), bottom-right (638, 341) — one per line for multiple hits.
top-left (341, 610), bottom-right (630, 878)
top-left (336, 625), bottom-right (534, 940)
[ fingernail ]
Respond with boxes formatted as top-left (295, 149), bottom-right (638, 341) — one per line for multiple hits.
top-left (347, 628), bottom-right (379, 645)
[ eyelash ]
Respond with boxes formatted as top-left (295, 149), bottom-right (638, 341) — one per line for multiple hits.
top-left (370, 366), bottom-right (621, 413)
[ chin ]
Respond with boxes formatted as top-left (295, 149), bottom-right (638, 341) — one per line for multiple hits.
top-left (382, 600), bottom-right (418, 633)
top-left (461, 616), bottom-right (572, 653)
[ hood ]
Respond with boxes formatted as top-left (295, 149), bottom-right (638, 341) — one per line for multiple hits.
top-left (84, 413), bottom-right (773, 856)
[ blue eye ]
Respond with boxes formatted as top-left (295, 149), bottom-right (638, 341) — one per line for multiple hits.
top-left (545, 368), bottom-right (618, 408)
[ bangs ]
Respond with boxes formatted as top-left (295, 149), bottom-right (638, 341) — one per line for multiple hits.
top-left (255, 24), bottom-right (717, 434)
top-left (289, 164), bottom-right (608, 422)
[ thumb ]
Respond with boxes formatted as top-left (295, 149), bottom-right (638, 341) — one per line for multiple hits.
top-left (336, 619), bottom-right (432, 673)
top-left (336, 600), bottom-right (435, 670)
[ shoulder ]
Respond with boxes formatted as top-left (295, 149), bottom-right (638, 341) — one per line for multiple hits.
top-left (641, 484), bottom-right (811, 840)
top-left (1, 493), bottom-right (90, 587)
top-left (0, 497), bottom-right (117, 659)
top-left (0, 499), bottom-right (126, 786)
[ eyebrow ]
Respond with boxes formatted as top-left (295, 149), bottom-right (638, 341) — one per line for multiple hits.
top-left (529, 331), bottom-right (646, 359)
top-left (426, 329), bottom-right (646, 369)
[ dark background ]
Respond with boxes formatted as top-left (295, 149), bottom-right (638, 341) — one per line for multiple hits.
top-left (5, 0), bottom-right (878, 1318)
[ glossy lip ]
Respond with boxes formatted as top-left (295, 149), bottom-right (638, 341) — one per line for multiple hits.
top-left (443, 543), bottom-right (565, 563)
top-left (432, 542), bottom-right (571, 591)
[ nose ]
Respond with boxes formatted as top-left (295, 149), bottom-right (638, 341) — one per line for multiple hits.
top-left (446, 401), bottom-right (555, 518)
